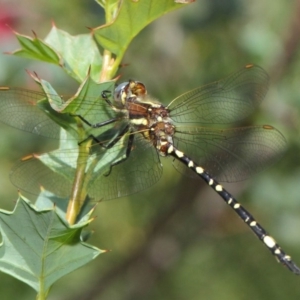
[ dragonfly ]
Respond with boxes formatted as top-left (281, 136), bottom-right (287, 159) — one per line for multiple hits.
top-left (0, 64), bottom-right (299, 273)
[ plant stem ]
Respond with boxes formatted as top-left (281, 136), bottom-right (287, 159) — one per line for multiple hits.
top-left (66, 149), bottom-right (88, 224)
top-left (100, 49), bottom-right (114, 82)
top-left (66, 1), bottom-right (120, 224)
top-left (36, 288), bottom-right (49, 300)
top-left (66, 124), bottom-right (92, 224)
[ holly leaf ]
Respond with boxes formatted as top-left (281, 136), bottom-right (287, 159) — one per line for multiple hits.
top-left (44, 25), bottom-right (102, 82)
top-left (11, 30), bottom-right (61, 64)
top-left (0, 196), bottom-right (103, 293)
top-left (94, 0), bottom-right (191, 57)
top-left (26, 71), bottom-right (116, 140)
top-left (12, 25), bottom-right (102, 82)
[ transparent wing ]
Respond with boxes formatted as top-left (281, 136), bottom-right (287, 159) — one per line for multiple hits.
top-left (10, 152), bottom-right (75, 198)
top-left (0, 87), bottom-right (115, 139)
top-left (10, 134), bottom-right (163, 202)
top-left (0, 88), bottom-right (62, 138)
top-left (168, 65), bottom-right (269, 124)
top-left (173, 125), bottom-right (286, 182)
top-left (88, 134), bottom-right (162, 200)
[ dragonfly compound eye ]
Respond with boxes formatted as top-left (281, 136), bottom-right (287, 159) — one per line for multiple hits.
top-left (114, 82), bottom-right (129, 107)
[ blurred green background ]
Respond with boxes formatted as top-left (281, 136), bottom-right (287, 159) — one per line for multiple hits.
top-left (1, 0), bottom-right (300, 299)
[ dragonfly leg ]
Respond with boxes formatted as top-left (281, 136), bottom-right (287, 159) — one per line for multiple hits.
top-left (71, 114), bottom-right (118, 128)
top-left (101, 90), bottom-right (113, 107)
top-left (104, 132), bottom-right (135, 176)
top-left (78, 123), bottom-right (130, 147)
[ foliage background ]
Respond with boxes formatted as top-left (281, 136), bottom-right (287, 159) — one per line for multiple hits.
top-left (0, 0), bottom-right (300, 299)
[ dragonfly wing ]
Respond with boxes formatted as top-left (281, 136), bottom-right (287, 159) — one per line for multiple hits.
top-left (0, 87), bottom-right (63, 138)
top-left (88, 134), bottom-right (163, 200)
top-left (10, 133), bottom-right (163, 202)
top-left (10, 154), bottom-right (74, 198)
top-left (0, 86), bottom-right (118, 140)
top-left (168, 65), bottom-right (269, 124)
top-left (173, 125), bottom-right (286, 182)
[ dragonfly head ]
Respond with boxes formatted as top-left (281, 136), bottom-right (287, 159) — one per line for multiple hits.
top-left (114, 80), bottom-right (147, 107)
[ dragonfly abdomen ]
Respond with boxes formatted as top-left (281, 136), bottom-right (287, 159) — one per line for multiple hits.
top-left (166, 143), bottom-right (300, 274)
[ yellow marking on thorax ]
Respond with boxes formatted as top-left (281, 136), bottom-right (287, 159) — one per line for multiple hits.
top-left (130, 118), bottom-right (148, 126)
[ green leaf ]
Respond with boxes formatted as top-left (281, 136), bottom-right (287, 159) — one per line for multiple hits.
top-left (28, 71), bottom-right (116, 141)
top-left (0, 196), bottom-right (103, 294)
top-left (35, 189), bottom-right (94, 224)
top-left (94, 0), bottom-right (190, 57)
top-left (96, 0), bottom-right (120, 20)
top-left (9, 124), bottom-right (131, 201)
top-left (12, 31), bottom-right (61, 64)
top-left (45, 25), bottom-right (102, 82)
top-left (25, 131), bottom-right (126, 199)
top-left (12, 26), bottom-right (103, 82)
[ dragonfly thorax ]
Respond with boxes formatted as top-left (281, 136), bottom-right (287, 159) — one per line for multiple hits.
top-left (117, 80), bottom-right (175, 155)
